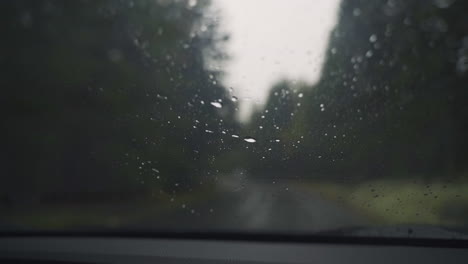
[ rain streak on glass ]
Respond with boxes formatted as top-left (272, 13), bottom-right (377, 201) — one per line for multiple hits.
top-left (210, 101), bottom-right (223, 108)
top-left (243, 137), bottom-right (257, 143)
top-left (3, 0), bottom-right (468, 241)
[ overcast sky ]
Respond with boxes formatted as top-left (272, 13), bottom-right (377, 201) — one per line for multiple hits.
top-left (211, 0), bottom-right (341, 121)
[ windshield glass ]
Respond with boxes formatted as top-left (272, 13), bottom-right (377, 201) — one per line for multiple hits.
top-left (2, 0), bottom-right (468, 239)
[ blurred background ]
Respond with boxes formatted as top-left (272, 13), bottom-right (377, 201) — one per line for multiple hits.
top-left (1, 0), bottom-right (468, 237)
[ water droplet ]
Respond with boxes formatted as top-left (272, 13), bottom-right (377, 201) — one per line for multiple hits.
top-left (331, 47), bottom-right (337, 54)
top-left (231, 96), bottom-right (238, 102)
top-left (205, 129), bottom-right (214, 134)
top-left (243, 137), bottom-right (256, 143)
top-left (107, 49), bottom-right (123, 62)
top-left (353, 8), bottom-right (361, 16)
top-left (457, 55), bottom-right (468, 73)
top-left (369, 34), bottom-right (377, 43)
top-left (232, 134), bottom-right (239, 138)
top-left (298, 93), bottom-right (304, 98)
top-left (275, 139), bottom-right (281, 142)
top-left (210, 101), bottom-right (222, 108)
top-left (433, 0), bottom-right (456, 8)
top-left (188, 0), bottom-right (197, 7)
top-left (366, 50), bottom-right (373, 58)
top-left (259, 126), bottom-right (263, 129)
top-left (182, 204), bottom-right (186, 209)
top-left (151, 168), bottom-right (160, 173)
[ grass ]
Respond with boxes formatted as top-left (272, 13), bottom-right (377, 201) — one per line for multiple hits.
top-left (5, 178), bottom-right (468, 231)
top-left (307, 179), bottom-right (468, 226)
top-left (1, 185), bottom-right (217, 230)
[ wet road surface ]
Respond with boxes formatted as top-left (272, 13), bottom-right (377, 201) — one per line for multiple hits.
top-left (143, 179), bottom-right (365, 233)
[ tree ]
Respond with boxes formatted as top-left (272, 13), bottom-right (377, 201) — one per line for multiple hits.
top-left (245, 0), bottom-right (468, 181)
top-left (0, 0), bottom-right (235, 202)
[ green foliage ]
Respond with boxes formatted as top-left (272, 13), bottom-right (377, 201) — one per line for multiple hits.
top-left (245, 0), bottom-right (468, 181)
top-left (1, 0), bottom-right (235, 199)
top-left (2, 0), bottom-right (468, 204)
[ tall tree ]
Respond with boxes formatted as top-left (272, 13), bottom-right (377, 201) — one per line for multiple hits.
top-left (247, 0), bottom-right (468, 181)
top-left (0, 0), bottom-right (235, 202)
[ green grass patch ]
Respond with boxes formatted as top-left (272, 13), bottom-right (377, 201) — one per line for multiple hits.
top-left (2, 184), bottom-right (216, 230)
top-left (307, 179), bottom-right (468, 226)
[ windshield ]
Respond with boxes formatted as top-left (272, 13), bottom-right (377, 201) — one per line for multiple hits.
top-left (2, 0), bottom-right (468, 239)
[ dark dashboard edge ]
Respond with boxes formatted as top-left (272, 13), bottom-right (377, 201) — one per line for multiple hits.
top-left (1, 231), bottom-right (468, 248)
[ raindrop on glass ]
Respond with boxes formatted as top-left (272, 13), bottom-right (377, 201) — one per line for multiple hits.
top-left (210, 101), bottom-right (222, 108)
top-left (188, 0), bottom-right (197, 7)
top-left (353, 8), bottom-right (361, 16)
top-left (243, 137), bottom-right (256, 143)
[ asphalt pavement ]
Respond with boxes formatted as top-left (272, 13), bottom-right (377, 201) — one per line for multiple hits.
top-left (144, 178), bottom-right (365, 233)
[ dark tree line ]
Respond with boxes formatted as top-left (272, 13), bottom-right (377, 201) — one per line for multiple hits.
top-left (0, 0), bottom-right (237, 202)
top-left (2, 0), bottom-right (468, 206)
top-left (245, 0), bottom-right (468, 181)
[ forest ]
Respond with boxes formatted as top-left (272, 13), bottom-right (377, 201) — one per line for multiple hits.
top-left (1, 0), bottom-right (467, 214)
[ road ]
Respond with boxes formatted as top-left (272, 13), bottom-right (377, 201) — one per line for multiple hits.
top-left (143, 178), bottom-right (365, 233)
